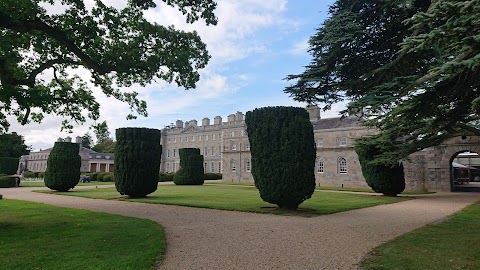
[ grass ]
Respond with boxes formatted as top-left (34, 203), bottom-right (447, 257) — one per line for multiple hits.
top-left (38, 184), bottom-right (407, 216)
top-left (0, 199), bottom-right (165, 270)
top-left (360, 200), bottom-right (480, 270)
top-left (20, 181), bottom-right (114, 187)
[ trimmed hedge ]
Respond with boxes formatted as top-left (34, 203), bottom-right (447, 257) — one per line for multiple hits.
top-left (0, 176), bottom-right (19, 188)
top-left (173, 148), bottom-right (204, 185)
top-left (245, 106), bottom-right (316, 210)
top-left (102, 173), bottom-right (114, 182)
top-left (115, 128), bottom-right (161, 198)
top-left (85, 172), bottom-right (99, 181)
top-left (0, 157), bottom-right (19, 175)
top-left (159, 172), bottom-right (175, 182)
top-left (44, 142), bottom-right (81, 192)
top-left (355, 139), bottom-right (405, 196)
top-left (203, 173), bottom-right (222, 180)
top-left (97, 172), bottom-right (109, 182)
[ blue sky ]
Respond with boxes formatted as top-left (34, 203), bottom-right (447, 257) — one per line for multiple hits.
top-left (11, 0), bottom-right (343, 150)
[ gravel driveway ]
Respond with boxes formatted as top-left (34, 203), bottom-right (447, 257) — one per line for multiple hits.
top-left (1, 187), bottom-right (479, 270)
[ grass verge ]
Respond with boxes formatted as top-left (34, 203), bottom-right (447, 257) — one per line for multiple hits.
top-left (0, 199), bottom-right (165, 270)
top-left (38, 184), bottom-right (407, 216)
top-left (360, 200), bottom-right (480, 270)
top-left (20, 181), bottom-right (114, 187)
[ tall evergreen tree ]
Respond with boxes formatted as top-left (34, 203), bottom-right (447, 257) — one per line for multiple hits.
top-left (245, 106), bottom-right (316, 210)
top-left (285, 0), bottom-right (480, 165)
top-left (44, 142), bottom-right (81, 191)
top-left (115, 127), bottom-right (161, 198)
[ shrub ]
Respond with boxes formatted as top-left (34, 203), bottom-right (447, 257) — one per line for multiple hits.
top-left (355, 138), bottom-right (405, 196)
top-left (0, 157), bottom-right (19, 175)
top-left (102, 173), bottom-right (114, 182)
top-left (203, 173), bottom-right (222, 180)
top-left (86, 172), bottom-right (98, 181)
top-left (97, 172), bottom-right (109, 182)
top-left (23, 171), bottom-right (35, 178)
top-left (115, 128), bottom-right (161, 198)
top-left (245, 106), bottom-right (316, 210)
top-left (0, 176), bottom-right (19, 188)
top-left (37, 172), bottom-right (45, 179)
top-left (44, 142), bottom-right (81, 192)
top-left (174, 148), bottom-right (204, 185)
top-left (159, 172), bottom-right (175, 182)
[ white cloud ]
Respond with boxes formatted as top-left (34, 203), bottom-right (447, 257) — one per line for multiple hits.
top-left (289, 37), bottom-right (310, 56)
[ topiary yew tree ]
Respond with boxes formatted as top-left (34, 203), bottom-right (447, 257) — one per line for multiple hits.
top-left (245, 106), bottom-right (316, 210)
top-left (44, 141), bottom-right (81, 191)
top-left (174, 148), bottom-right (204, 185)
top-left (355, 137), bottom-right (405, 196)
top-left (0, 157), bottom-right (19, 175)
top-left (115, 127), bottom-right (161, 198)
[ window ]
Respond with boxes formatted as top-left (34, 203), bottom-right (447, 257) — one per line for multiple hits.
top-left (245, 143), bottom-right (250, 150)
top-left (167, 150), bottom-right (171, 158)
top-left (180, 137), bottom-right (183, 142)
top-left (168, 138), bottom-right (171, 142)
top-left (205, 135), bottom-right (208, 141)
top-left (231, 159), bottom-right (236, 172)
top-left (173, 148), bottom-right (177, 158)
top-left (185, 136), bottom-right (188, 142)
top-left (212, 147), bottom-right (215, 156)
top-left (174, 137), bottom-right (177, 143)
top-left (212, 134), bottom-right (216, 140)
top-left (338, 137), bottom-right (347, 147)
top-left (231, 131), bottom-right (235, 137)
top-left (232, 144), bottom-right (237, 151)
top-left (338, 157), bottom-right (347, 174)
top-left (317, 158), bottom-right (324, 173)
top-left (211, 162), bottom-right (215, 172)
top-left (192, 136), bottom-right (195, 142)
top-left (316, 139), bottom-right (324, 148)
top-left (245, 159), bottom-right (251, 172)
top-left (198, 135), bottom-right (202, 141)
top-left (204, 147), bottom-right (208, 157)
top-left (219, 162), bottom-right (222, 173)
top-left (204, 162), bottom-right (208, 171)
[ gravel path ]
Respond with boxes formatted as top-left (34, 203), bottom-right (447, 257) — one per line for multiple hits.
top-left (1, 187), bottom-right (479, 269)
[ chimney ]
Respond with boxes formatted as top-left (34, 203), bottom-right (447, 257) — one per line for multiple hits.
top-left (176, 120), bottom-right (183, 128)
top-left (227, 114), bottom-right (236, 123)
top-left (65, 136), bottom-right (72, 143)
top-left (57, 137), bottom-right (63, 142)
top-left (202, 117), bottom-right (210, 126)
top-left (190, 119), bottom-right (198, 126)
top-left (306, 105), bottom-right (321, 122)
top-left (75, 136), bottom-right (82, 144)
top-left (214, 116), bottom-right (222, 125)
top-left (235, 111), bottom-right (244, 121)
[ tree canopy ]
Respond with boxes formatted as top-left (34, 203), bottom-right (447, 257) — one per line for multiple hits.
top-left (0, 0), bottom-right (217, 132)
top-left (0, 132), bottom-right (30, 158)
top-left (285, 0), bottom-right (480, 164)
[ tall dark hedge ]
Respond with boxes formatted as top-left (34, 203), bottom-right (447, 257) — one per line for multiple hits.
top-left (115, 128), bottom-right (161, 198)
top-left (0, 157), bottom-right (19, 175)
top-left (245, 106), bottom-right (316, 210)
top-left (44, 142), bottom-right (81, 191)
top-left (355, 140), bottom-right (405, 196)
top-left (174, 148), bottom-right (204, 185)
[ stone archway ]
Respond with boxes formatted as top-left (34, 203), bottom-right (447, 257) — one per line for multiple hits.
top-left (404, 136), bottom-right (480, 192)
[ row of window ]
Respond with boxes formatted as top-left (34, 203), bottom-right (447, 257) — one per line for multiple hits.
top-left (316, 157), bottom-right (348, 174)
top-left (315, 137), bottom-right (348, 148)
top-left (230, 159), bottom-right (251, 173)
top-left (166, 129), bottom-right (248, 144)
top-left (165, 162), bottom-right (223, 173)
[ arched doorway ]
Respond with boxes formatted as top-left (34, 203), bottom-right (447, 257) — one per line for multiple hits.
top-left (450, 151), bottom-right (480, 192)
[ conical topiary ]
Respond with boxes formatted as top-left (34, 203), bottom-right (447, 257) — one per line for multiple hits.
top-left (115, 127), bottom-right (161, 198)
top-left (44, 142), bottom-right (81, 191)
top-left (174, 148), bottom-right (204, 185)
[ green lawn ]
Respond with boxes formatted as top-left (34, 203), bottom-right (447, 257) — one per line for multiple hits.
top-left (39, 184), bottom-right (407, 216)
top-left (20, 181), bottom-right (114, 187)
top-left (0, 199), bottom-right (165, 270)
top-left (360, 200), bottom-right (480, 270)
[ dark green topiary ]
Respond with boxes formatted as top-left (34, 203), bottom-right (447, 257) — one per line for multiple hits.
top-left (159, 172), bottom-right (175, 182)
top-left (44, 142), bottom-right (81, 191)
top-left (203, 173), bottom-right (222, 180)
top-left (245, 106), bottom-right (316, 210)
top-left (0, 176), bottom-right (19, 188)
top-left (355, 139), bottom-right (405, 196)
top-left (115, 128), bottom-right (161, 198)
top-left (174, 148), bottom-right (204, 185)
top-left (0, 157), bottom-right (19, 175)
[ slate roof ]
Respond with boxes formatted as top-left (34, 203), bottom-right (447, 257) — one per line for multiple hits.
top-left (313, 116), bottom-right (363, 130)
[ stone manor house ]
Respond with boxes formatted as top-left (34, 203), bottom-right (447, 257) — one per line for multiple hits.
top-left (20, 106), bottom-right (480, 192)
